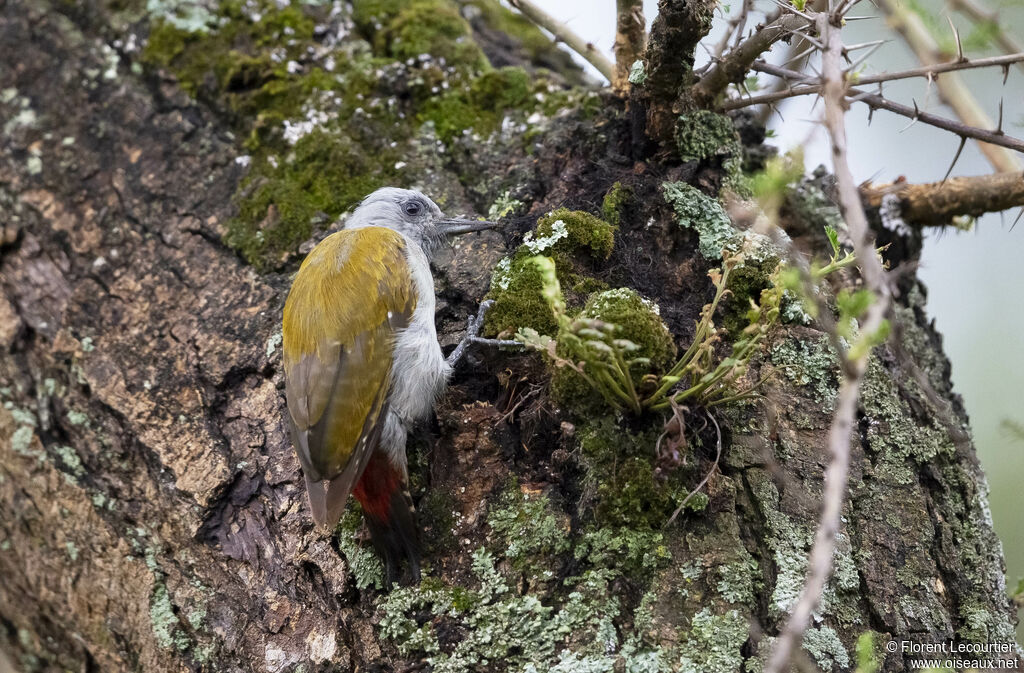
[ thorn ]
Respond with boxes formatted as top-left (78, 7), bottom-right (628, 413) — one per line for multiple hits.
top-left (942, 136), bottom-right (967, 183)
top-left (1002, 63), bottom-right (1010, 85)
top-left (842, 14), bottom-right (880, 19)
top-left (846, 40), bottom-right (887, 72)
top-left (899, 99), bottom-right (922, 132)
top-left (946, 16), bottom-right (966, 63)
top-left (844, 39), bottom-right (888, 52)
top-left (996, 98), bottom-right (1004, 135)
top-left (1012, 207), bottom-right (1023, 231)
top-left (783, 44), bottom-right (821, 67)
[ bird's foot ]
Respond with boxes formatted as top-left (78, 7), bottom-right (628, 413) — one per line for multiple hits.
top-left (446, 299), bottom-right (522, 368)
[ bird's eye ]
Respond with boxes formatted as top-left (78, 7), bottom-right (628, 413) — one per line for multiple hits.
top-left (403, 200), bottom-right (423, 217)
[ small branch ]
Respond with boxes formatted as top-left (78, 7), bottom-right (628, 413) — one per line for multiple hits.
top-left (665, 410), bottom-right (722, 528)
top-left (691, 12), bottom-right (811, 107)
top-left (507, 0), bottom-right (615, 81)
top-left (612, 0), bottom-right (646, 94)
top-left (742, 61), bottom-right (1024, 154)
top-left (725, 51), bottom-right (1024, 110)
top-left (711, 0), bottom-right (755, 60)
top-left (764, 12), bottom-right (892, 673)
top-left (861, 172), bottom-right (1024, 225)
top-left (875, 0), bottom-right (1021, 172)
top-left (948, 0), bottom-right (1024, 76)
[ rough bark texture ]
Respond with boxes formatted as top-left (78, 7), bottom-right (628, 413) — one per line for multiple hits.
top-left (0, 1), bottom-right (1019, 672)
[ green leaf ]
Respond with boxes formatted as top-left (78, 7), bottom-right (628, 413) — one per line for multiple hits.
top-left (825, 224), bottom-right (840, 257)
top-left (836, 288), bottom-right (874, 321)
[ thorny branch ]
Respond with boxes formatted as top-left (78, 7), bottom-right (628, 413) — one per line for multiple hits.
top-left (763, 12), bottom-right (893, 673)
top-left (948, 0), bottom-right (1024, 76)
top-left (874, 0), bottom-right (1021, 172)
top-left (507, 0), bottom-right (615, 81)
top-left (722, 51), bottom-right (1024, 109)
top-left (691, 12), bottom-right (810, 106)
top-left (745, 61), bottom-right (1024, 154)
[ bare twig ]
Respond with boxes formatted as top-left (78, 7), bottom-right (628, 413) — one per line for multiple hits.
top-left (861, 172), bottom-right (1024, 225)
top-left (507, 0), bottom-right (615, 81)
top-left (764, 13), bottom-right (893, 673)
top-left (726, 51), bottom-right (1024, 109)
top-left (612, 0), bottom-right (646, 94)
top-left (711, 0), bottom-right (755, 60)
top-left (948, 0), bottom-right (1024, 76)
top-left (739, 61), bottom-right (1024, 153)
top-left (875, 0), bottom-right (1021, 172)
top-left (665, 410), bottom-right (723, 528)
top-left (691, 12), bottom-right (811, 106)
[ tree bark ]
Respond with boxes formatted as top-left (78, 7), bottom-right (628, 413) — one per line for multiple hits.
top-left (0, 1), bottom-right (1018, 672)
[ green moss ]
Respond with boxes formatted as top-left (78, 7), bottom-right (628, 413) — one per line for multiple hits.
top-left (418, 488), bottom-right (458, 556)
top-left (552, 288), bottom-right (676, 414)
top-left (662, 181), bottom-right (736, 260)
top-left (534, 208), bottom-right (616, 260)
top-left (484, 254), bottom-right (560, 337)
top-left (379, 0), bottom-right (487, 68)
top-left (351, 0), bottom-right (405, 27)
top-left (601, 182), bottom-right (632, 227)
top-left (484, 209), bottom-right (617, 337)
top-left (577, 416), bottom-right (685, 528)
top-left (226, 129), bottom-right (396, 267)
top-left (419, 66), bottom-right (532, 142)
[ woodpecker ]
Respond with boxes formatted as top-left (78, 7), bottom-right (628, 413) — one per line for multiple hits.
top-left (282, 187), bottom-right (503, 586)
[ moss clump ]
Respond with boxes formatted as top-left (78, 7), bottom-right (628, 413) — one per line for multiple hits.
top-left (484, 255), bottom-right (561, 337)
top-left (662, 181), bottom-right (736, 260)
top-left (484, 209), bottom-right (617, 336)
top-left (351, 0), bottom-right (405, 27)
top-left (551, 288), bottom-right (676, 414)
top-left (674, 110), bottom-right (745, 193)
top-left (226, 130), bottom-right (396, 267)
top-left (376, 0), bottom-right (488, 69)
top-left (577, 417), bottom-right (688, 528)
top-left (601, 181), bottom-right (632, 227)
top-left (533, 208), bottom-right (616, 260)
top-left (142, 0), bottom-right (553, 269)
top-left (419, 66), bottom-right (532, 142)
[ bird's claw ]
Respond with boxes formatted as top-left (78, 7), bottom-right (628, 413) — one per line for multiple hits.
top-left (446, 300), bottom-right (521, 368)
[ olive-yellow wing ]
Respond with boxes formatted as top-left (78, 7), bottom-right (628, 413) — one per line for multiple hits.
top-left (282, 227), bottom-right (416, 528)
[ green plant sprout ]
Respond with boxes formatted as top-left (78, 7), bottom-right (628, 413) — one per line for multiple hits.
top-left (516, 225), bottom-right (865, 416)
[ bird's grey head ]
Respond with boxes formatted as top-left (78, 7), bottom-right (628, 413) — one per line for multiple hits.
top-left (346, 187), bottom-right (494, 256)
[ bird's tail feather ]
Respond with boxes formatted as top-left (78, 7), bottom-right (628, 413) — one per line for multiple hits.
top-left (352, 450), bottom-right (421, 588)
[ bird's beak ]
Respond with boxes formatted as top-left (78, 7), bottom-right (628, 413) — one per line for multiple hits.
top-left (437, 218), bottom-right (498, 236)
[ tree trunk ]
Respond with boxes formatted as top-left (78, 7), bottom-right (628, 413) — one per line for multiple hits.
top-left (0, 1), bottom-right (1017, 672)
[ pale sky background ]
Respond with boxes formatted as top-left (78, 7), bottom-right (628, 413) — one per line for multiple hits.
top-left (525, 0), bottom-right (1024, 606)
